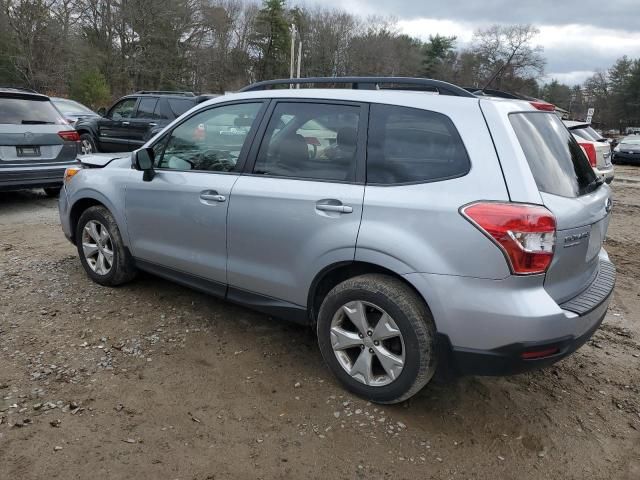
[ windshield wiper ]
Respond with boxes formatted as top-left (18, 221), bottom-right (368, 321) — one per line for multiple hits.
top-left (21, 120), bottom-right (54, 125)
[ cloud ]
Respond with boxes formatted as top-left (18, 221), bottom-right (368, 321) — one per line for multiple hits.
top-left (315, 0), bottom-right (640, 31)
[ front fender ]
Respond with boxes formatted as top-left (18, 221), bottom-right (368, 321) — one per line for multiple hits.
top-left (66, 171), bottom-right (131, 248)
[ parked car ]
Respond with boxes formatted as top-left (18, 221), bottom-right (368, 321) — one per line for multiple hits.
top-left (51, 97), bottom-right (99, 126)
top-left (612, 135), bottom-right (640, 165)
top-left (59, 77), bottom-right (615, 404)
top-left (0, 87), bottom-right (80, 196)
top-left (564, 121), bottom-right (614, 183)
top-left (74, 91), bottom-right (218, 154)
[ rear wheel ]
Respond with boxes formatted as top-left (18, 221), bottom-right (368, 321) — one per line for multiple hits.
top-left (43, 187), bottom-right (61, 197)
top-left (80, 133), bottom-right (98, 154)
top-left (75, 206), bottom-right (136, 286)
top-left (317, 274), bottom-right (437, 404)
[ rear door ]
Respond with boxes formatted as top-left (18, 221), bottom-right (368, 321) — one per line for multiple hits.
top-left (510, 112), bottom-right (611, 303)
top-left (128, 97), bottom-right (159, 149)
top-left (97, 97), bottom-right (138, 152)
top-left (0, 94), bottom-right (76, 167)
top-left (227, 100), bottom-right (367, 307)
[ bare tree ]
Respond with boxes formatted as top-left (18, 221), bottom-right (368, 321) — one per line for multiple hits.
top-left (470, 24), bottom-right (545, 91)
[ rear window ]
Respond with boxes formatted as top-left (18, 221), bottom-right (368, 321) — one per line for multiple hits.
top-left (0, 97), bottom-right (65, 125)
top-left (367, 104), bottom-right (470, 184)
top-left (511, 112), bottom-right (597, 198)
top-left (168, 98), bottom-right (196, 117)
top-left (571, 126), bottom-right (604, 142)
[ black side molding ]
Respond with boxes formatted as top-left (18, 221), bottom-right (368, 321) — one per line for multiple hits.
top-left (134, 259), bottom-right (309, 325)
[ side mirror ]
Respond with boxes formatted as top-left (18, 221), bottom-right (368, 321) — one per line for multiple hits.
top-left (132, 147), bottom-right (155, 181)
top-left (97, 107), bottom-right (107, 117)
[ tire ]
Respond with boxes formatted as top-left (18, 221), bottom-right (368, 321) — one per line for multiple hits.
top-left (75, 206), bottom-right (136, 286)
top-left (317, 274), bottom-right (437, 404)
top-left (43, 187), bottom-right (61, 197)
top-left (80, 133), bottom-right (99, 154)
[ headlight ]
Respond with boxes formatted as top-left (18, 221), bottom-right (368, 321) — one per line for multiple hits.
top-left (613, 145), bottom-right (620, 152)
top-left (64, 165), bottom-right (83, 184)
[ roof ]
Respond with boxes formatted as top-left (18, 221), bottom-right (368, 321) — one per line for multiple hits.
top-left (0, 87), bottom-right (49, 100)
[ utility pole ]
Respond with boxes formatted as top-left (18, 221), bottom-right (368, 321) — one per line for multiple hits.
top-left (296, 40), bottom-right (302, 88)
top-left (290, 24), bottom-right (297, 88)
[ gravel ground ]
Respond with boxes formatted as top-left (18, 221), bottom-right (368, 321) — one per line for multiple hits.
top-left (1, 170), bottom-right (640, 480)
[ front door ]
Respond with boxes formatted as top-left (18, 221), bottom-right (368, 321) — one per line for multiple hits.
top-left (124, 101), bottom-right (267, 293)
top-left (227, 100), bottom-right (367, 307)
top-left (98, 97), bottom-right (138, 152)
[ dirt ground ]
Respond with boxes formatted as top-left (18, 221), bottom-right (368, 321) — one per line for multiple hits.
top-left (1, 168), bottom-right (639, 480)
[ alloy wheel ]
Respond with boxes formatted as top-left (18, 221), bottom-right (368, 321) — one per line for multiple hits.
top-left (81, 220), bottom-right (114, 275)
top-left (330, 300), bottom-right (405, 387)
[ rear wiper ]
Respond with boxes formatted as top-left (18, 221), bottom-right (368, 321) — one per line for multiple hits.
top-left (587, 176), bottom-right (605, 192)
top-left (21, 120), bottom-right (54, 124)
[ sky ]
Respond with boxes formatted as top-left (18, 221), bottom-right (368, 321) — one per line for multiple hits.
top-left (313, 0), bottom-right (640, 85)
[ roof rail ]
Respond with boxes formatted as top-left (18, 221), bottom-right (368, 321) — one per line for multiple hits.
top-left (239, 77), bottom-right (476, 97)
top-left (0, 86), bottom-right (39, 94)
top-left (135, 90), bottom-right (196, 97)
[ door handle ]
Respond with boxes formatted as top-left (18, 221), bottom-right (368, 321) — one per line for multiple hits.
top-left (200, 192), bottom-right (226, 202)
top-left (149, 122), bottom-right (157, 127)
top-left (316, 203), bottom-right (353, 214)
top-left (121, 121), bottom-right (130, 126)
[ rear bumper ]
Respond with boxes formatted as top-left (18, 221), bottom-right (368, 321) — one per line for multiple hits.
top-left (405, 251), bottom-right (615, 377)
top-left (441, 294), bottom-right (609, 376)
top-left (0, 163), bottom-right (76, 191)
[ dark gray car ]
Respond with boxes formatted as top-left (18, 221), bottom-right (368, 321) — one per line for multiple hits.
top-left (0, 88), bottom-right (80, 196)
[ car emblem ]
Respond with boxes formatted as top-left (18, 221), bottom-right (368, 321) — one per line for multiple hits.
top-left (24, 131), bottom-right (33, 141)
top-left (605, 198), bottom-right (612, 213)
top-left (564, 231), bottom-right (590, 247)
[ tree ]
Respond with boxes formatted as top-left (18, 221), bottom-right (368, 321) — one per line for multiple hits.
top-left (470, 24), bottom-right (545, 92)
top-left (69, 68), bottom-right (111, 109)
top-left (422, 34), bottom-right (456, 78)
top-left (250, 0), bottom-right (290, 81)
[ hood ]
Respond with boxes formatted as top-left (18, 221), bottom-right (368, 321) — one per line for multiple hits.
top-left (618, 143), bottom-right (640, 152)
top-left (78, 152), bottom-right (129, 168)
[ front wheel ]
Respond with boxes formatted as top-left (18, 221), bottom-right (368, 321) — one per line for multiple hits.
top-left (80, 133), bottom-right (98, 154)
top-left (75, 206), bottom-right (136, 286)
top-left (317, 274), bottom-right (437, 404)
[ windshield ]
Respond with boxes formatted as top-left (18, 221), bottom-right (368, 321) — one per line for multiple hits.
top-left (511, 112), bottom-right (597, 198)
top-left (0, 97), bottom-right (66, 125)
top-left (52, 98), bottom-right (95, 115)
top-left (620, 136), bottom-right (640, 145)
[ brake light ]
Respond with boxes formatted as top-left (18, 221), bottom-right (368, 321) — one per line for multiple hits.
top-left (578, 142), bottom-right (597, 167)
top-left (529, 101), bottom-right (555, 111)
top-left (58, 130), bottom-right (80, 142)
top-left (461, 202), bottom-right (556, 275)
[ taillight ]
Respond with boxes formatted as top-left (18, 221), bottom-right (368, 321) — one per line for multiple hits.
top-left (58, 130), bottom-right (80, 142)
top-left (461, 202), bottom-right (556, 275)
top-left (578, 142), bottom-right (597, 167)
top-left (529, 101), bottom-right (555, 111)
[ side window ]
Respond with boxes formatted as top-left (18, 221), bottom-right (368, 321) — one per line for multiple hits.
top-left (367, 104), bottom-right (470, 185)
top-left (135, 97), bottom-right (158, 118)
top-left (253, 102), bottom-right (360, 182)
top-left (109, 98), bottom-right (137, 120)
top-left (168, 98), bottom-right (196, 117)
top-left (153, 100), bottom-right (169, 120)
top-left (156, 102), bottom-right (262, 172)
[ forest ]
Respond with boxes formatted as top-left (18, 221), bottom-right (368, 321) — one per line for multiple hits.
top-left (1, 0), bottom-right (639, 130)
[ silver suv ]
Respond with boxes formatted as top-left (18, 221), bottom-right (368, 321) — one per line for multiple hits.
top-left (1, 88), bottom-right (80, 196)
top-left (58, 77), bottom-right (616, 404)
